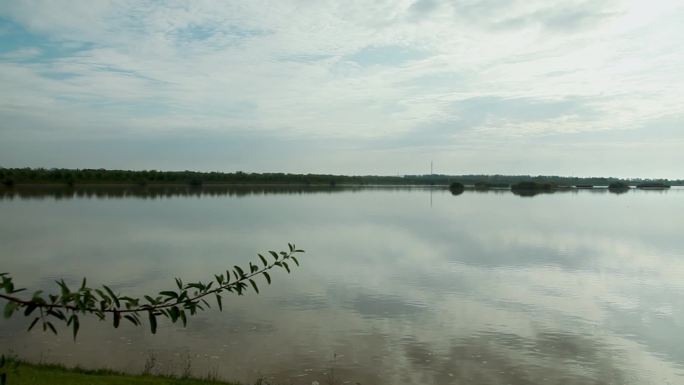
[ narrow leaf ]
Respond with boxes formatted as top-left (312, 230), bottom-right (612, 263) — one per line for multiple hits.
top-left (169, 306), bottom-right (180, 322)
top-left (124, 315), bottom-right (138, 326)
top-left (72, 315), bottom-right (80, 340)
top-left (24, 303), bottom-right (37, 317)
top-left (113, 311), bottom-right (121, 328)
top-left (179, 310), bottom-right (187, 327)
top-left (148, 311), bottom-right (157, 334)
top-left (28, 316), bottom-right (40, 331)
top-left (216, 294), bottom-right (223, 311)
top-left (3, 302), bottom-right (17, 319)
top-left (103, 285), bottom-right (120, 307)
top-left (249, 279), bottom-right (259, 294)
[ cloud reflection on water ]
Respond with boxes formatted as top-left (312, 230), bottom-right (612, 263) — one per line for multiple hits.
top-left (1, 187), bottom-right (683, 384)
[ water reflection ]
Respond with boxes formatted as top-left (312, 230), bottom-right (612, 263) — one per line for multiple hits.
top-left (0, 185), bottom-right (372, 200)
top-left (1, 185), bottom-right (677, 200)
top-left (1, 187), bottom-right (683, 384)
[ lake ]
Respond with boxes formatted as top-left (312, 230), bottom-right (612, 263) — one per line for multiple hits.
top-left (1, 186), bottom-right (683, 385)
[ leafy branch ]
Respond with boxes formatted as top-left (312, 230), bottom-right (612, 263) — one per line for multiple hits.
top-left (0, 243), bottom-right (304, 339)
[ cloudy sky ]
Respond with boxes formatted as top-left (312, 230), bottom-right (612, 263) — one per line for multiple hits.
top-left (0, 1), bottom-right (682, 177)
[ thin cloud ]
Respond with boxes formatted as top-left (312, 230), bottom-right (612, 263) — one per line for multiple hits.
top-left (0, 0), bottom-right (682, 177)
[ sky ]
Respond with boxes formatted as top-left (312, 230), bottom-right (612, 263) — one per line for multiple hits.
top-left (0, 0), bottom-right (682, 178)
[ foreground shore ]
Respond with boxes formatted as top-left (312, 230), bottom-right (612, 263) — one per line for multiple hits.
top-left (6, 361), bottom-right (243, 385)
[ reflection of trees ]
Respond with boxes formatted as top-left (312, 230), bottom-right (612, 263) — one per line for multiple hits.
top-left (0, 185), bottom-right (401, 200)
top-left (609, 187), bottom-right (630, 195)
top-left (2, 185), bottom-right (672, 200)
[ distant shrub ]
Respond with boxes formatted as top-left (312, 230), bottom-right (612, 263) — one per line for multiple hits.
top-left (608, 182), bottom-right (630, 189)
top-left (449, 182), bottom-right (464, 195)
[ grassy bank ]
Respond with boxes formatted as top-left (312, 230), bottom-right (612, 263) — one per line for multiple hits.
top-left (4, 361), bottom-right (243, 385)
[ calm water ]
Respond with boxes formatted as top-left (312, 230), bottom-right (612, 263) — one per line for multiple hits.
top-left (1, 186), bottom-right (683, 385)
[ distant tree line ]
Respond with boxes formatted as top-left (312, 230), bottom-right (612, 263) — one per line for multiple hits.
top-left (0, 167), bottom-right (681, 187)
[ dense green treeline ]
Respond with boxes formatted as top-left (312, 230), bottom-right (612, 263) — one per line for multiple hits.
top-left (0, 167), bottom-right (681, 187)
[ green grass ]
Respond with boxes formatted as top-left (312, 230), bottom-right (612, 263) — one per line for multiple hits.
top-left (5, 361), bottom-right (242, 385)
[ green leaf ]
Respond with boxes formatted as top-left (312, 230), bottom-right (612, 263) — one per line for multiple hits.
top-left (46, 321), bottom-right (57, 335)
top-left (3, 302), bottom-right (17, 319)
top-left (200, 299), bottom-right (210, 309)
top-left (159, 291), bottom-right (178, 299)
top-left (169, 306), bottom-right (180, 322)
top-left (179, 310), bottom-right (187, 327)
top-left (249, 263), bottom-right (258, 274)
top-left (258, 254), bottom-right (268, 267)
top-left (291, 256), bottom-right (300, 266)
top-left (28, 317), bottom-right (40, 331)
top-left (148, 311), bottom-right (157, 334)
top-left (215, 294), bottom-right (223, 311)
top-left (23, 303), bottom-right (37, 316)
top-left (282, 261), bottom-right (290, 273)
top-left (249, 279), bottom-right (259, 294)
top-left (113, 311), bottom-right (121, 328)
top-left (71, 315), bottom-right (80, 340)
top-left (263, 271), bottom-right (271, 285)
top-left (233, 265), bottom-right (245, 278)
top-left (94, 289), bottom-right (108, 302)
top-left (124, 315), bottom-right (138, 326)
top-left (57, 280), bottom-right (69, 297)
top-left (103, 285), bottom-right (120, 307)
top-left (269, 251), bottom-right (279, 261)
top-left (48, 309), bottom-right (65, 321)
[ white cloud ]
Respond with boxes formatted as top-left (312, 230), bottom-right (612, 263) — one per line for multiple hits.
top-left (0, 0), bottom-right (683, 175)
